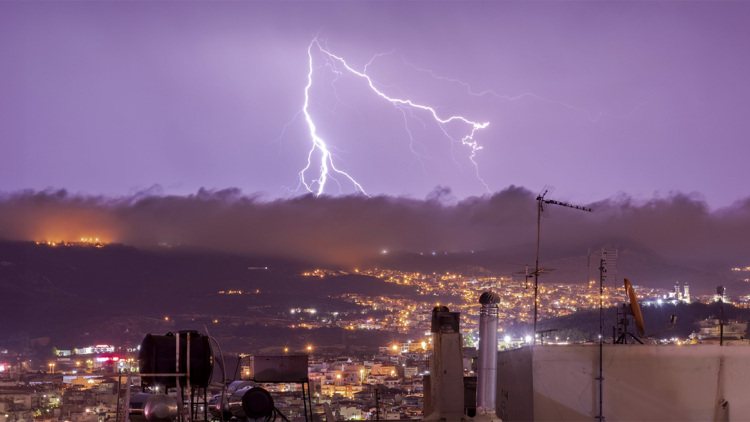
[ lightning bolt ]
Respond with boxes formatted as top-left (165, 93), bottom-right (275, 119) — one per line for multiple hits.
top-left (402, 58), bottom-right (646, 122)
top-left (297, 38), bottom-right (490, 196)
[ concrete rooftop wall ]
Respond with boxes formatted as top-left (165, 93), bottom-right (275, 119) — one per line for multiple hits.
top-left (497, 344), bottom-right (750, 421)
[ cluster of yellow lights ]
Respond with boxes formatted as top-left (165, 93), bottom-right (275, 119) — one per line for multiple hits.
top-left (302, 269), bottom-right (338, 278)
top-left (36, 237), bottom-right (107, 247)
top-left (218, 289), bottom-right (261, 295)
top-left (321, 267), bottom-right (671, 340)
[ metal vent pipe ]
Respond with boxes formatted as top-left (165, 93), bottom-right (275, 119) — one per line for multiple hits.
top-left (477, 291), bottom-right (500, 417)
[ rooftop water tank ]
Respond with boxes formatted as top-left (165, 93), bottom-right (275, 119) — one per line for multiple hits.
top-left (138, 330), bottom-right (213, 388)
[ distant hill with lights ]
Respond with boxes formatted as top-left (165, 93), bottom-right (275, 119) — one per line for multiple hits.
top-left (364, 237), bottom-right (749, 297)
top-left (0, 240), bottom-right (417, 352)
top-left (0, 239), bottom-right (747, 354)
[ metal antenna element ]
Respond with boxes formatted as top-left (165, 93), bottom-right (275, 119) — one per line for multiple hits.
top-left (533, 189), bottom-right (593, 344)
top-left (597, 248), bottom-right (616, 422)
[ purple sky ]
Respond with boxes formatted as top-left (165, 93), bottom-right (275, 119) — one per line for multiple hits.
top-left (2, 1), bottom-right (749, 208)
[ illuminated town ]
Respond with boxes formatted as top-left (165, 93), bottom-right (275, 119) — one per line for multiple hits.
top-left (1, 261), bottom-right (747, 422)
top-left (34, 238), bottom-right (109, 248)
top-left (295, 267), bottom-right (686, 344)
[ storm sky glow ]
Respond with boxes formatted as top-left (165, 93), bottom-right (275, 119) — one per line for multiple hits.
top-left (2, 1), bottom-right (749, 208)
top-left (298, 38), bottom-right (490, 196)
top-left (2, 1), bottom-right (750, 294)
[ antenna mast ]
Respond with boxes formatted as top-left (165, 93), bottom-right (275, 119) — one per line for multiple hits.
top-left (533, 189), bottom-right (592, 344)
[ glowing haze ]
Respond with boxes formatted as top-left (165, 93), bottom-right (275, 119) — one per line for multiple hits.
top-left (2, 2), bottom-right (749, 206)
top-left (1, 1), bottom-right (750, 292)
top-left (1, 187), bottom-right (749, 269)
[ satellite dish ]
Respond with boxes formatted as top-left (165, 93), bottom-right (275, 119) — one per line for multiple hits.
top-left (624, 278), bottom-right (645, 336)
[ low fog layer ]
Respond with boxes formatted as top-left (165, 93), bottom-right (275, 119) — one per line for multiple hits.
top-left (1, 186), bottom-right (748, 270)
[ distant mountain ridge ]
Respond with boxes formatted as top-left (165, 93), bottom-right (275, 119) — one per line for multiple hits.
top-left (0, 239), bottom-right (746, 353)
top-left (0, 240), bottom-right (414, 350)
top-left (364, 238), bottom-right (746, 296)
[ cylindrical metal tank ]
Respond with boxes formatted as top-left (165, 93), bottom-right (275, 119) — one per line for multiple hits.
top-left (209, 381), bottom-right (258, 420)
top-left (138, 330), bottom-right (214, 388)
top-left (227, 386), bottom-right (275, 420)
top-left (129, 393), bottom-right (179, 422)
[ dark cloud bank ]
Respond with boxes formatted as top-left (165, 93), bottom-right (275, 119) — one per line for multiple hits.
top-left (1, 186), bottom-right (749, 273)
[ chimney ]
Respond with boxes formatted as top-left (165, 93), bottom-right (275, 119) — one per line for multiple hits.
top-left (476, 292), bottom-right (501, 421)
top-left (424, 306), bottom-right (465, 421)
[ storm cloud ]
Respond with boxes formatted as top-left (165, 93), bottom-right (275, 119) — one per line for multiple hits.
top-left (0, 187), bottom-right (748, 270)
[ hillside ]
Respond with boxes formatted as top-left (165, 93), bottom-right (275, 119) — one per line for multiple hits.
top-left (0, 241), bottom-right (416, 351)
top-left (1, 239), bottom-right (748, 354)
top-left (366, 238), bottom-right (749, 296)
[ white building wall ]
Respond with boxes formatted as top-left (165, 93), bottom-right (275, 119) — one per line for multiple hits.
top-left (498, 344), bottom-right (750, 422)
top-left (338, 405), bottom-right (362, 420)
top-left (425, 331), bottom-right (464, 420)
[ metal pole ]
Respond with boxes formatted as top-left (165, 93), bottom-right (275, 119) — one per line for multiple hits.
top-left (204, 386), bottom-right (208, 422)
top-left (125, 371), bottom-right (131, 422)
top-left (186, 332), bottom-right (192, 422)
top-left (534, 195), bottom-right (542, 344)
top-left (301, 381), bottom-right (309, 422)
top-left (597, 258), bottom-right (605, 422)
top-left (116, 373), bottom-right (121, 422)
top-left (176, 334), bottom-right (184, 422)
top-left (307, 380), bottom-right (314, 422)
top-left (718, 286), bottom-right (725, 346)
top-left (532, 190), bottom-right (592, 346)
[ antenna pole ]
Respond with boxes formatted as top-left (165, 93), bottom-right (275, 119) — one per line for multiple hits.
top-left (718, 285), bottom-right (725, 346)
top-left (533, 191), bottom-right (545, 344)
top-left (597, 258), bottom-right (605, 422)
top-left (533, 190), bottom-right (592, 344)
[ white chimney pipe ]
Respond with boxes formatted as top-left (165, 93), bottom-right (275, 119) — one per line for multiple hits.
top-left (477, 291), bottom-right (500, 419)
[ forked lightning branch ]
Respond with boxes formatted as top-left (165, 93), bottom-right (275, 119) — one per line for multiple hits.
top-left (297, 38), bottom-right (490, 197)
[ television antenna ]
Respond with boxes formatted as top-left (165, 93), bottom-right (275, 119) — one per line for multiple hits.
top-left (533, 188), bottom-right (592, 343)
top-left (513, 264), bottom-right (555, 289)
